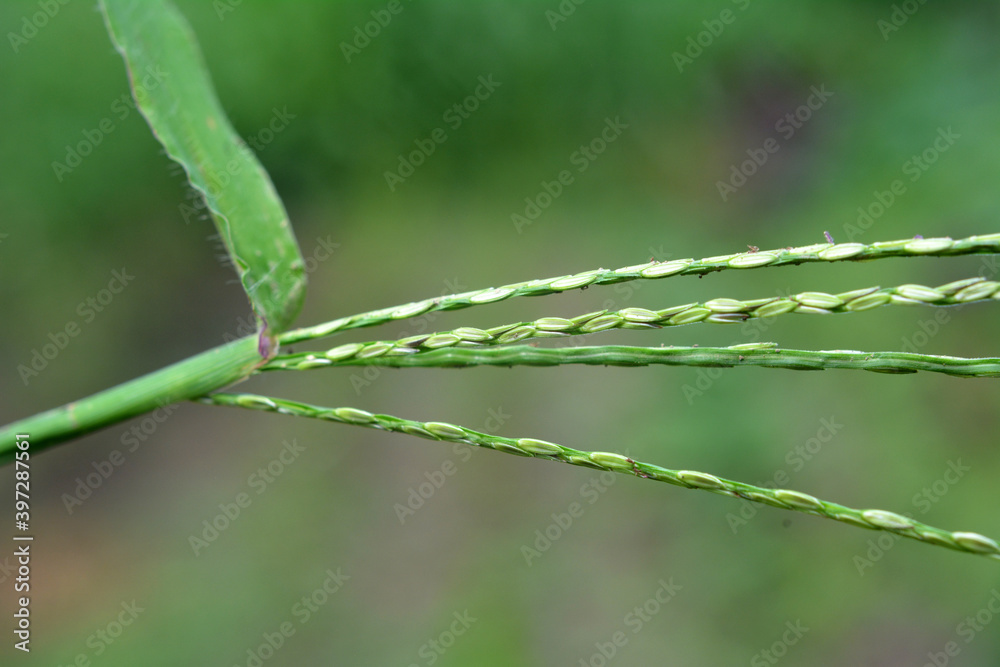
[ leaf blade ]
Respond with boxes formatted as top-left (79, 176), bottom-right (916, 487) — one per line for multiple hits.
top-left (99, 0), bottom-right (306, 343)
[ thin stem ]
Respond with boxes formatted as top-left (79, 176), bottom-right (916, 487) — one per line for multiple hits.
top-left (0, 336), bottom-right (263, 463)
top-left (201, 391), bottom-right (1000, 561)
top-left (279, 233), bottom-right (1000, 345)
top-left (263, 344), bottom-right (1000, 378)
top-left (264, 278), bottom-right (1000, 370)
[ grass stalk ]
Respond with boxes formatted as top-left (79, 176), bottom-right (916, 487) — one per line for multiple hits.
top-left (265, 277), bottom-right (1000, 370)
top-left (261, 343), bottom-right (1000, 378)
top-left (279, 234), bottom-right (1000, 346)
top-left (0, 336), bottom-right (262, 463)
top-left (201, 391), bottom-right (1000, 560)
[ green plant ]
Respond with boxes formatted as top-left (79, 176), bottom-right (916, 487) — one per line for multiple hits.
top-left (3, 0), bottom-right (998, 566)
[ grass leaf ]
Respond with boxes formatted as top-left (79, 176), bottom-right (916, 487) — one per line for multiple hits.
top-left (99, 0), bottom-right (306, 346)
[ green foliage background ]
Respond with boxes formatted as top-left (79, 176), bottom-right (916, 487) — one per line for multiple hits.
top-left (2, 1), bottom-right (999, 664)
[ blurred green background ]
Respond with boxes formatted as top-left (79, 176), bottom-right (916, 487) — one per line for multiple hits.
top-left (2, 1), bottom-right (1000, 664)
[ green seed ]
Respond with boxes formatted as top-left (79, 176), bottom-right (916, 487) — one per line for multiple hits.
top-left (640, 260), bottom-right (691, 278)
top-left (905, 237), bottom-right (953, 253)
top-left (677, 470), bottom-right (725, 489)
top-left (324, 342), bottom-right (364, 361)
top-left (952, 532), bottom-right (1000, 554)
top-left (497, 326), bottom-right (537, 344)
top-left (668, 307), bottom-right (711, 326)
top-left (452, 327), bottom-right (492, 341)
top-left (705, 298), bottom-right (747, 313)
top-left (422, 333), bottom-right (462, 349)
top-left (516, 438), bottom-right (563, 456)
top-left (728, 252), bottom-right (779, 268)
top-left (588, 451), bottom-right (632, 470)
top-left (862, 510), bottom-right (913, 530)
top-left (357, 342), bottom-right (394, 358)
top-left (534, 317), bottom-right (575, 331)
top-left (954, 281), bottom-right (1000, 302)
top-left (424, 422), bottom-right (467, 439)
top-left (795, 292), bottom-right (843, 309)
top-left (579, 314), bottom-right (623, 333)
top-left (334, 407), bottom-right (374, 423)
top-left (773, 489), bottom-right (824, 510)
top-left (618, 307), bottom-right (660, 323)
top-left (550, 271), bottom-right (600, 290)
top-left (818, 243), bottom-right (866, 260)
top-left (753, 299), bottom-right (797, 318)
top-left (844, 292), bottom-right (892, 312)
top-left (895, 284), bottom-right (946, 302)
top-left (470, 287), bottom-right (516, 303)
top-left (236, 395), bottom-right (276, 409)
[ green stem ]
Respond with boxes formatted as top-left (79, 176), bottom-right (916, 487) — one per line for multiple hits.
top-left (201, 391), bottom-right (1000, 560)
top-left (0, 336), bottom-right (262, 464)
top-left (264, 277), bottom-right (1000, 370)
top-left (279, 233), bottom-right (1000, 345)
top-left (266, 343), bottom-right (1000, 377)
